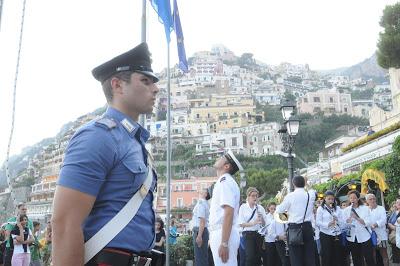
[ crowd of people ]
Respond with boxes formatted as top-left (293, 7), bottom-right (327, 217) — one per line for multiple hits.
top-left (190, 172), bottom-right (400, 266)
top-left (0, 203), bottom-right (52, 266)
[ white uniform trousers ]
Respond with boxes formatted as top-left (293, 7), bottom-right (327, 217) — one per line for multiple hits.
top-left (209, 227), bottom-right (240, 266)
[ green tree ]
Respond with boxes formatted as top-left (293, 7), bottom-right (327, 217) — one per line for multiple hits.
top-left (283, 90), bottom-right (296, 102)
top-left (351, 88), bottom-right (374, 100)
top-left (238, 53), bottom-right (257, 70)
top-left (376, 2), bottom-right (400, 69)
top-left (246, 168), bottom-right (288, 199)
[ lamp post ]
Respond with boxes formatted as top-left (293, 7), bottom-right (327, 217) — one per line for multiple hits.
top-left (278, 101), bottom-right (300, 192)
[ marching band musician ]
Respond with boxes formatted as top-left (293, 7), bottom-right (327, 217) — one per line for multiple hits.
top-left (276, 175), bottom-right (317, 266)
top-left (366, 193), bottom-right (389, 266)
top-left (238, 187), bottom-right (267, 266)
top-left (266, 202), bottom-right (290, 266)
top-left (342, 190), bottom-right (375, 266)
top-left (315, 190), bottom-right (345, 266)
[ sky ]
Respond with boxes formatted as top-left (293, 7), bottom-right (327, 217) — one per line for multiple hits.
top-left (0, 0), bottom-right (398, 164)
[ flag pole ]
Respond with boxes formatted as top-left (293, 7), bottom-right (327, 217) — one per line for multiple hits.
top-left (139, 0), bottom-right (146, 126)
top-left (165, 40), bottom-right (172, 266)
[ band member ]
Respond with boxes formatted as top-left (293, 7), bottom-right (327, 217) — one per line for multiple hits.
top-left (366, 193), bottom-right (389, 266)
top-left (209, 150), bottom-right (242, 266)
top-left (238, 187), bottom-right (267, 266)
top-left (192, 188), bottom-right (211, 266)
top-left (342, 190), bottom-right (375, 266)
top-left (266, 202), bottom-right (290, 266)
top-left (276, 176), bottom-right (317, 266)
top-left (316, 190), bottom-right (344, 266)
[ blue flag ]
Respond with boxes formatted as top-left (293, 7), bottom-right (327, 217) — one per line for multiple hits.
top-left (173, 0), bottom-right (188, 73)
top-left (150, 0), bottom-right (173, 43)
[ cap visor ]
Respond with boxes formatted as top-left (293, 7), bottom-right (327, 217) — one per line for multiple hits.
top-left (136, 70), bottom-right (159, 83)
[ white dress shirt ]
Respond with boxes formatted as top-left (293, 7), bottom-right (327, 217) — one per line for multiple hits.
top-left (316, 205), bottom-right (343, 237)
top-left (342, 205), bottom-right (372, 243)
top-left (369, 205), bottom-right (388, 241)
top-left (192, 198), bottom-right (210, 228)
top-left (238, 202), bottom-right (268, 232)
top-left (276, 188), bottom-right (316, 224)
top-left (267, 218), bottom-right (287, 243)
top-left (209, 173), bottom-right (240, 230)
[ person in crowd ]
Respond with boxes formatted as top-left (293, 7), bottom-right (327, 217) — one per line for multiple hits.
top-left (0, 226), bottom-right (5, 266)
top-left (208, 150), bottom-right (241, 265)
top-left (342, 190), bottom-right (375, 266)
top-left (52, 43), bottom-right (159, 266)
top-left (341, 201), bottom-right (349, 209)
top-left (10, 214), bottom-right (34, 266)
top-left (265, 202), bottom-right (288, 266)
top-left (191, 188), bottom-right (210, 266)
top-left (151, 218), bottom-right (165, 266)
top-left (29, 221), bottom-right (42, 266)
top-left (366, 193), bottom-right (388, 266)
top-left (276, 176), bottom-right (317, 266)
top-left (41, 221), bottom-right (52, 266)
top-left (313, 205), bottom-right (321, 266)
top-left (4, 203), bottom-right (33, 266)
top-left (238, 187), bottom-right (267, 266)
top-left (316, 190), bottom-right (345, 266)
top-left (388, 198), bottom-right (400, 264)
top-left (169, 219), bottom-right (178, 245)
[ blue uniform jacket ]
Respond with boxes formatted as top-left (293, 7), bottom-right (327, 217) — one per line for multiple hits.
top-left (58, 106), bottom-right (156, 252)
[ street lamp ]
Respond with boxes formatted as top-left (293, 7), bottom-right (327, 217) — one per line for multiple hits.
top-left (278, 101), bottom-right (301, 192)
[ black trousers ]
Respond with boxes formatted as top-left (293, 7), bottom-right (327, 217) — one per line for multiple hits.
top-left (275, 240), bottom-right (290, 266)
top-left (3, 247), bottom-right (12, 266)
top-left (319, 232), bottom-right (345, 266)
top-left (348, 239), bottom-right (376, 266)
top-left (288, 222), bottom-right (316, 266)
top-left (262, 242), bottom-right (280, 266)
top-left (243, 231), bottom-right (262, 266)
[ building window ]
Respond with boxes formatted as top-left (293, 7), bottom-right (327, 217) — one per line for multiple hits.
top-left (177, 198), bottom-right (183, 207)
top-left (196, 114), bottom-right (200, 119)
top-left (330, 97), bottom-right (334, 103)
top-left (344, 107), bottom-right (348, 112)
top-left (313, 97), bottom-right (320, 102)
top-left (232, 137), bottom-right (238, 147)
top-left (304, 98), bottom-right (308, 103)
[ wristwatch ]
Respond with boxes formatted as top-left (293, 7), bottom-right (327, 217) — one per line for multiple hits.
top-left (221, 241), bottom-right (228, 248)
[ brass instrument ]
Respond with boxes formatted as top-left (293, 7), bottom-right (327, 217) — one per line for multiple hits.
top-left (274, 185), bottom-right (289, 256)
top-left (274, 186), bottom-right (289, 224)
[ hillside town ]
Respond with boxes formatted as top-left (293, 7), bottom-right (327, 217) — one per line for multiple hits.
top-left (0, 43), bottom-right (397, 231)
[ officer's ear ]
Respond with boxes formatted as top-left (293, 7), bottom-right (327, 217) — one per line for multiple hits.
top-left (110, 77), bottom-right (124, 97)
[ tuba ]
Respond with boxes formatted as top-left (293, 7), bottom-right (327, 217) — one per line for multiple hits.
top-left (274, 186), bottom-right (289, 224)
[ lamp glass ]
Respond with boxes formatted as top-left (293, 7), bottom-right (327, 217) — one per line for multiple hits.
top-left (286, 120), bottom-right (300, 136)
top-left (281, 106), bottom-right (294, 121)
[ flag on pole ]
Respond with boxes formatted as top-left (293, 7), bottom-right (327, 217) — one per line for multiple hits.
top-left (173, 0), bottom-right (188, 73)
top-left (149, 0), bottom-right (173, 43)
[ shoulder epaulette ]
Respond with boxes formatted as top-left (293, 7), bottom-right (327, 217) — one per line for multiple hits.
top-left (220, 176), bottom-right (226, 182)
top-left (95, 117), bottom-right (117, 129)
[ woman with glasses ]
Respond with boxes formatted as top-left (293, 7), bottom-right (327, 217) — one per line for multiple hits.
top-left (316, 190), bottom-right (344, 266)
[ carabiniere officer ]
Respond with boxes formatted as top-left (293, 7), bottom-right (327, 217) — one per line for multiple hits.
top-left (52, 43), bottom-right (160, 266)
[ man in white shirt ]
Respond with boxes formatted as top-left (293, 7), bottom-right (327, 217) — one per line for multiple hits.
top-left (238, 187), bottom-right (267, 266)
top-left (209, 150), bottom-right (241, 266)
top-left (192, 188), bottom-right (211, 266)
top-left (276, 175), bottom-right (317, 266)
top-left (366, 193), bottom-right (388, 266)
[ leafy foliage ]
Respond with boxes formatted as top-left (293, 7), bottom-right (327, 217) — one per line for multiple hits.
top-left (170, 235), bottom-right (194, 265)
top-left (351, 88), bottom-right (374, 100)
top-left (246, 168), bottom-right (288, 199)
top-left (376, 2), bottom-right (400, 69)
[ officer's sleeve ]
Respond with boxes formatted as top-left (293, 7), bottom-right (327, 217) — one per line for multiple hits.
top-left (219, 179), bottom-right (236, 208)
top-left (58, 126), bottom-right (117, 197)
top-left (197, 203), bottom-right (206, 219)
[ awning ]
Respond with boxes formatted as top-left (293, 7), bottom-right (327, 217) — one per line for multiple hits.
top-left (361, 169), bottom-right (388, 194)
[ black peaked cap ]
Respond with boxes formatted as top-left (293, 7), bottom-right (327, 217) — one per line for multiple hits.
top-left (92, 42), bottom-right (159, 83)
